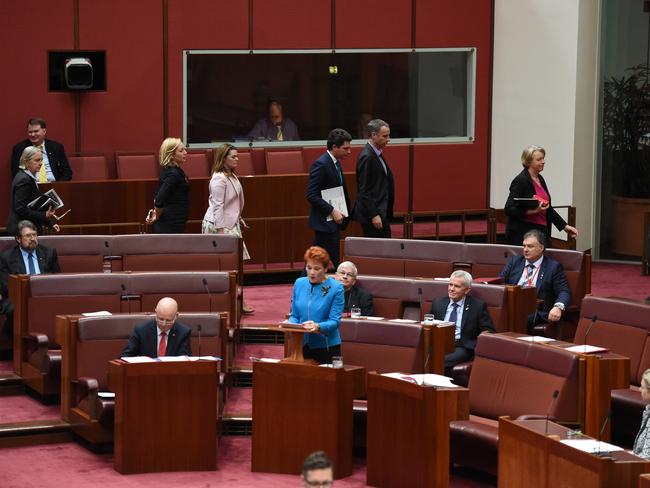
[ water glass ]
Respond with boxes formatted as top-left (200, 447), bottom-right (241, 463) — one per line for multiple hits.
top-left (350, 307), bottom-right (361, 319)
top-left (423, 313), bottom-right (435, 325)
top-left (332, 356), bottom-right (343, 369)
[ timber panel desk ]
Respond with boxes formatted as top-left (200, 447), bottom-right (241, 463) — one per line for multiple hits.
top-left (366, 373), bottom-right (469, 488)
top-left (498, 417), bottom-right (650, 488)
top-left (108, 359), bottom-right (219, 474)
top-left (251, 361), bottom-right (365, 479)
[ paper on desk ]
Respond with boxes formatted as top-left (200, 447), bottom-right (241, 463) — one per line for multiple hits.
top-left (560, 439), bottom-right (623, 453)
top-left (81, 311), bottom-right (112, 317)
top-left (383, 372), bottom-right (460, 388)
top-left (517, 335), bottom-right (555, 343)
top-left (121, 356), bottom-right (155, 363)
top-left (250, 357), bottom-right (281, 363)
top-left (98, 392), bottom-right (115, 399)
top-left (389, 319), bottom-right (419, 324)
top-left (188, 356), bottom-right (222, 361)
top-left (365, 316), bottom-right (384, 321)
top-left (157, 356), bottom-right (190, 362)
top-left (564, 344), bottom-right (608, 354)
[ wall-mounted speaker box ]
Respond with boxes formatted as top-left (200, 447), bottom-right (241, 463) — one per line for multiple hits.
top-left (48, 51), bottom-right (106, 91)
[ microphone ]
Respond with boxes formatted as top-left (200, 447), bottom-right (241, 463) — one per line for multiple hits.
top-left (197, 323), bottom-right (202, 359)
top-left (212, 240), bottom-right (217, 248)
top-left (582, 315), bottom-right (598, 353)
top-left (595, 409), bottom-right (613, 457)
top-left (202, 278), bottom-right (212, 314)
top-left (418, 287), bottom-right (424, 322)
top-left (121, 283), bottom-right (131, 314)
top-left (544, 389), bottom-right (560, 435)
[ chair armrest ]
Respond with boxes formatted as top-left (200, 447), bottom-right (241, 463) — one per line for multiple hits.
top-left (75, 377), bottom-right (100, 419)
top-left (451, 361), bottom-right (473, 387)
top-left (24, 332), bottom-right (49, 367)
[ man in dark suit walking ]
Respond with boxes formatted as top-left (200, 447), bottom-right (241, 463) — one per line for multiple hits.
top-left (352, 119), bottom-right (394, 238)
top-left (429, 270), bottom-right (495, 374)
top-left (121, 297), bottom-right (192, 357)
top-left (500, 229), bottom-right (571, 331)
top-left (0, 220), bottom-right (61, 342)
top-left (11, 117), bottom-right (73, 181)
top-left (306, 128), bottom-right (353, 268)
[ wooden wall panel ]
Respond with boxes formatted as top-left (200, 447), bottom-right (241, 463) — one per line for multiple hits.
top-left (252, 0), bottom-right (331, 49)
top-left (335, 0), bottom-right (412, 48)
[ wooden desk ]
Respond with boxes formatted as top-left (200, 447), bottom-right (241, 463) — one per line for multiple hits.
top-left (108, 359), bottom-right (219, 474)
top-left (499, 332), bottom-right (629, 440)
top-left (366, 373), bottom-right (469, 487)
top-left (641, 473), bottom-right (650, 487)
top-left (498, 417), bottom-right (650, 488)
top-left (251, 361), bottom-right (365, 478)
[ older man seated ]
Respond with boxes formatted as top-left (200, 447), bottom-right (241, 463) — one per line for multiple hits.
top-left (334, 261), bottom-right (374, 316)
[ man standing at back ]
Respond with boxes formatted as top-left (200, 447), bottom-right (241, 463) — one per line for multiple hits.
top-left (306, 128), bottom-right (352, 268)
top-left (11, 117), bottom-right (73, 181)
top-left (352, 118), bottom-right (394, 238)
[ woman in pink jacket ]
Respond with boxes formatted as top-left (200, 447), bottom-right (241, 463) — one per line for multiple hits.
top-left (202, 144), bottom-right (253, 313)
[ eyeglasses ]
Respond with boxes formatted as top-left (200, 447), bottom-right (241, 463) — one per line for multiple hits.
top-left (336, 271), bottom-right (356, 278)
top-left (303, 480), bottom-right (333, 487)
top-left (155, 316), bottom-right (175, 325)
top-left (20, 232), bottom-right (37, 239)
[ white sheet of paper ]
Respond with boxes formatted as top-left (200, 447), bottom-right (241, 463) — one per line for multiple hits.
top-left (389, 319), bottom-right (419, 324)
top-left (322, 186), bottom-right (348, 221)
top-left (121, 356), bottom-right (155, 363)
top-left (565, 344), bottom-right (608, 354)
top-left (560, 439), bottom-right (623, 453)
top-left (97, 392), bottom-right (115, 399)
top-left (81, 311), bottom-right (112, 317)
top-left (382, 372), bottom-right (460, 388)
top-left (187, 356), bottom-right (222, 361)
top-left (157, 356), bottom-right (190, 362)
top-left (517, 335), bottom-right (555, 343)
top-left (365, 316), bottom-right (385, 321)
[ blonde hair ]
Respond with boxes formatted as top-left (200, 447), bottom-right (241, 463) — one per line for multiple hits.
top-left (521, 145), bottom-right (546, 168)
top-left (19, 146), bottom-right (42, 170)
top-left (211, 144), bottom-right (237, 176)
top-left (159, 138), bottom-right (183, 167)
top-left (642, 369), bottom-right (650, 388)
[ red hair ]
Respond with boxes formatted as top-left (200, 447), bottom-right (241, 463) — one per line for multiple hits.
top-left (304, 246), bottom-right (330, 267)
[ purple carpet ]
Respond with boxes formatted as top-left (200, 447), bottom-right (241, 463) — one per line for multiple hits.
top-left (0, 394), bottom-right (60, 423)
top-left (0, 436), bottom-right (494, 487)
top-left (590, 261), bottom-right (649, 301)
top-left (240, 284), bottom-right (293, 326)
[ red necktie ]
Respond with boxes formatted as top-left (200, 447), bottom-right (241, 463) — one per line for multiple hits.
top-left (158, 331), bottom-right (167, 357)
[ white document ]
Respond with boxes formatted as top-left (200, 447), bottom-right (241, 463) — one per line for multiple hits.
top-left (365, 316), bottom-right (385, 321)
top-left (565, 344), bottom-right (608, 354)
top-left (388, 319), bottom-right (419, 324)
top-left (322, 186), bottom-right (348, 221)
top-left (250, 357), bottom-right (281, 363)
top-left (560, 439), bottom-right (623, 453)
top-left (121, 356), bottom-right (155, 363)
top-left (81, 311), bottom-right (112, 317)
top-left (517, 335), bottom-right (555, 343)
top-left (383, 372), bottom-right (460, 388)
top-left (97, 392), bottom-right (115, 399)
top-left (157, 355), bottom-right (190, 362)
top-left (188, 356), bottom-right (222, 361)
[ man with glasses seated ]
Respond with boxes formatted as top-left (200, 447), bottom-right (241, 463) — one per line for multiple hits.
top-left (121, 297), bottom-right (192, 357)
top-left (334, 261), bottom-right (373, 317)
top-left (0, 220), bottom-right (61, 346)
top-left (301, 451), bottom-right (334, 488)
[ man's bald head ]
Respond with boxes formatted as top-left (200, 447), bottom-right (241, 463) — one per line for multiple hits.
top-left (155, 297), bottom-right (179, 332)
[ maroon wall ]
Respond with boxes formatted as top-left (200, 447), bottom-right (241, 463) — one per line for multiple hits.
top-left (0, 0), bottom-right (492, 224)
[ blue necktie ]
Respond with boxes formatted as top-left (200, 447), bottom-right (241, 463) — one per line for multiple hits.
top-left (449, 302), bottom-right (459, 325)
top-left (334, 160), bottom-right (343, 185)
top-left (27, 252), bottom-right (36, 274)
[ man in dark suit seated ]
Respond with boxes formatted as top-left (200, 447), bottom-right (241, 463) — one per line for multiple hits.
top-left (429, 270), bottom-right (495, 374)
top-left (499, 228), bottom-right (571, 332)
top-left (11, 117), bottom-right (73, 182)
top-left (0, 220), bottom-right (61, 343)
top-left (334, 261), bottom-right (374, 316)
top-left (121, 297), bottom-right (192, 357)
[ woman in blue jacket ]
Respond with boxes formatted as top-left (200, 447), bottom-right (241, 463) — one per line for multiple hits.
top-left (288, 246), bottom-right (344, 364)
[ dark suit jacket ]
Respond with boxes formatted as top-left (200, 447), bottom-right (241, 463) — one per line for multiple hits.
top-left (504, 168), bottom-right (567, 245)
top-left (0, 244), bottom-right (61, 297)
top-left (429, 295), bottom-right (494, 351)
top-left (306, 152), bottom-right (350, 233)
top-left (344, 285), bottom-right (374, 316)
top-left (153, 166), bottom-right (190, 234)
top-left (6, 170), bottom-right (55, 235)
top-left (500, 255), bottom-right (571, 314)
top-left (121, 319), bottom-right (192, 357)
top-left (11, 138), bottom-right (73, 181)
top-left (352, 143), bottom-right (394, 225)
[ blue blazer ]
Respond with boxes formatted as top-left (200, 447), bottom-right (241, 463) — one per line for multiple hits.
top-left (289, 276), bottom-right (344, 350)
top-left (306, 152), bottom-right (350, 233)
top-left (121, 319), bottom-right (192, 357)
top-left (500, 255), bottom-right (571, 313)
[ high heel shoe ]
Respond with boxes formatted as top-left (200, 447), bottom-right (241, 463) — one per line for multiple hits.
top-left (242, 304), bottom-right (255, 314)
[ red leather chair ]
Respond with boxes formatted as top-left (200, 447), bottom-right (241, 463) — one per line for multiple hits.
top-left (183, 151), bottom-right (210, 178)
top-left (115, 152), bottom-right (158, 179)
top-left (68, 153), bottom-right (111, 180)
top-left (264, 149), bottom-right (304, 174)
top-left (236, 151), bottom-right (254, 176)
